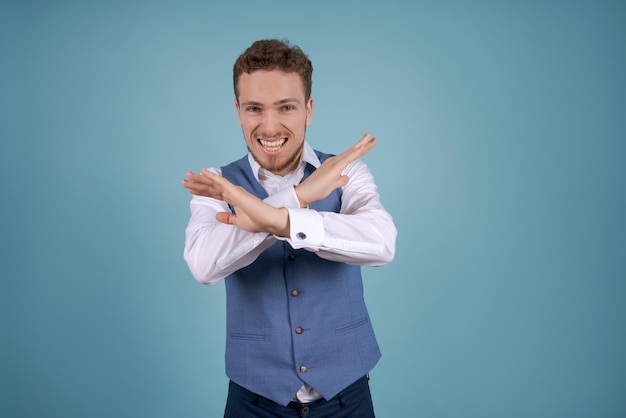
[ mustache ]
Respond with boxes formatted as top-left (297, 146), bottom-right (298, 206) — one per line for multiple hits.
top-left (251, 125), bottom-right (293, 139)
top-left (254, 132), bottom-right (290, 140)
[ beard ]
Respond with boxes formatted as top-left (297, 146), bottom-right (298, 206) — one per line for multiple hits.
top-left (246, 126), bottom-right (307, 175)
top-left (249, 139), bottom-right (304, 175)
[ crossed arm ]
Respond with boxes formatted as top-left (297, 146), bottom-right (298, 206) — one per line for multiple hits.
top-left (181, 133), bottom-right (378, 237)
top-left (182, 133), bottom-right (396, 285)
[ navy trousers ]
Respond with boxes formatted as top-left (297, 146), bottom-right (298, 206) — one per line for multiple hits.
top-left (224, 375), bottom-right (376, 417)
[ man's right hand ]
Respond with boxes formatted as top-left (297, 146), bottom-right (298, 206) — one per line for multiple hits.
top-left (294, 132), bottom-right (377, 207)
top-left (182, 169), bottom-right (291, 237)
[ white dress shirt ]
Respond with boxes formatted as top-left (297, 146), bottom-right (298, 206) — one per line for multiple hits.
top-left (184, 141), bottom-right (396, 285)
top-left (183, 141), bottom-right (397, 402)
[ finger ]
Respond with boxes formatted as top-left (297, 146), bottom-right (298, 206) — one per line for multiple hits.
top-left (216, 212), bottom-right (236, 225)
top-left (182, 177), bottom-right (222, 198)
top-left (185, 171), bottom-right (207, 183)
top-left (181, 178), bottom-right (195, 189)
top-left (356, 132), bottom-right (373, 146)
top-left (182, 182), bottom-right (210, 196)
top-left (182, 178), bottom-right (205, 192)
top-left (340, 133), bottom-right (377, 162)
top-left (354, 132), bottom-right (376, 153)
top-left (201, 168), bottom-right (223, 181)
top-left (201, 168), bottom-right (234, 190)
top-left (186, 169), bottom-right (222, 184)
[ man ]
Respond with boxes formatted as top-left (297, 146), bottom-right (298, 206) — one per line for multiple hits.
top-left (182, 39), bottom-right (396, 417)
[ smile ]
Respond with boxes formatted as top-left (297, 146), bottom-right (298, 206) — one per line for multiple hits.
top-left (259, 138), bottom-right (286, 152)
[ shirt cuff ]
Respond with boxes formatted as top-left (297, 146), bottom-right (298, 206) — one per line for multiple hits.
top-left (264, 186), bottom-right (301, 209)
top-left (283, 207), bottom-right (324, 249)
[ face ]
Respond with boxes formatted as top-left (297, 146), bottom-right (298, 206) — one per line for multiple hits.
top-left (235, 70), bottom-right (313, 176)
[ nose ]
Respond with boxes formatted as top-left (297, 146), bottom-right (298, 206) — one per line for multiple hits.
top-left (259, 110), bottom-right (281, 134)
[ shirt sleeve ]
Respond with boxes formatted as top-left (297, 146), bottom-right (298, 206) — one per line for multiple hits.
top-left (278, 159), bottom-right (397, 266)
top-left (183, 161), bottom-right (397, 284)
top-left (183, 168), bottom-right (303, 285)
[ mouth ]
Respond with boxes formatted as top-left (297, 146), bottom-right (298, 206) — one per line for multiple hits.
top-left (258, 137), bottom-right (287, 154)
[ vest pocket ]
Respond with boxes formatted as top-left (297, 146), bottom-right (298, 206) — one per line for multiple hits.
top-left (335, 317), bottom-right (369, 334)
top-left (229, 332), bottom-right (266, 341)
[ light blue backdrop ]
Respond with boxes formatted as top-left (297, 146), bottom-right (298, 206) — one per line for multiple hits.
top-left (1, 1), bottom-right (624, 417)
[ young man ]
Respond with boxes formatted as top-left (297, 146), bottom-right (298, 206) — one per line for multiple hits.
top-left (182, 39), bottom-right (396, 417)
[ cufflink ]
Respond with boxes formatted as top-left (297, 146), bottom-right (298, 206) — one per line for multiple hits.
top-left (296, 232), bottom-right (307, 240)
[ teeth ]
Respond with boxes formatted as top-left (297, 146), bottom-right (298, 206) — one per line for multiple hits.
top-left (260, 138), bottom-right (286, 151)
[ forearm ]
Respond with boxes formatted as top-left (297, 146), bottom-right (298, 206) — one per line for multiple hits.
top-left (282, 160), bottom-right (397, 266)
top-left (183, 184), bottom-right (299, 284)
top-left (183, 196), bottom-right (274, 284)
top-left (284, 206), bottom-right (396, 266)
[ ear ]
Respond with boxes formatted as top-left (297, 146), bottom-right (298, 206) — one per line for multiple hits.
top-left (305, 97), bottom-right (314, 127)
top-left (234, 98), bottom-right (242, 124)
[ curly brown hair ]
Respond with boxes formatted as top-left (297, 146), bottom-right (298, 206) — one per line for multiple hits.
top-left (233, 39), bottom-right (313, 102)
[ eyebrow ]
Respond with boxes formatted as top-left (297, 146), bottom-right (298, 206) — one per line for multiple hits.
top-left (241, 97), bottom-right (302, 107)
top-left (276, 98), bottom-right (301, 105)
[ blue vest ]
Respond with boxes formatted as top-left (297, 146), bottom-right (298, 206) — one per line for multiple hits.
top-left (221, 151), bottom-right (381, 406)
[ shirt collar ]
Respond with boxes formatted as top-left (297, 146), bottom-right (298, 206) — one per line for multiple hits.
top-left (247, 141), bottom-right (320, 181)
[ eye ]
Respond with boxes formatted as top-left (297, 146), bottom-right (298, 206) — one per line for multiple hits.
top-left (281, 104), bottom-right (294, 111)
top-left (246, 106), bottom-right (261, 112)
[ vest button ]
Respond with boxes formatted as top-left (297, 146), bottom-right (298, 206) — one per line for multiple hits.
top-left (299, 365), bottom-right (308, 373)
top-left (291, 289), bottom-right (300, 297)
top-left (295, 326), bottom-right (303, 334)
top-left (288, 253), bottom-right (296, 261)
top-left (301, 406), bottom-right (310, 415)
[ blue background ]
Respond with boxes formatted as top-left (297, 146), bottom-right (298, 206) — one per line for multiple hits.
top-left (2, 1), bottom-right (625, 417)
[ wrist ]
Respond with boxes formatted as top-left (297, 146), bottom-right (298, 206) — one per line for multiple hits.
top-left (269, 207), bottom-right (290, 238)
top-left (293, 185), bottom-right (309, 208)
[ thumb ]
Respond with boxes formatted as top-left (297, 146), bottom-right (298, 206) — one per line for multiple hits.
top-left (216, 212), bottom-right (236, 225)
top-left (336, 175), bottom-right (350, 188)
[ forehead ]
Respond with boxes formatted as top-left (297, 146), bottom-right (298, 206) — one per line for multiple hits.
top-left (237, 70), bottom-right (305, 102)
